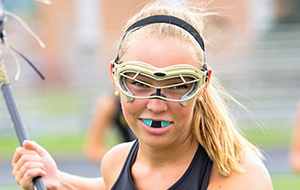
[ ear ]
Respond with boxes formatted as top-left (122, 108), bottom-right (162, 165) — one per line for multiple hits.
top-left (205, 67), bottom-right (212, 88)
top-left (198, 67), bottom-right (212, 98)
top-left (109, 60), bottom-right (117, 90)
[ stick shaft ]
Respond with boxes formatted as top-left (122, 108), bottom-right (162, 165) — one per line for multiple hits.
top-left (2, 84), bottom-right (29, 143)
top-left (1, 84), bottom-right (46, 190)
top-left (1, 83), bottom-right (46, 190)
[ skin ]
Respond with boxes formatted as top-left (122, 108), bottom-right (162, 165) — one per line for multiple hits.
top-left (84, 94), bottom-right (119, 162)
top-left (11, 36), bottom-right (272, 190)
top-left (290, 100), bottom-right (300, 173)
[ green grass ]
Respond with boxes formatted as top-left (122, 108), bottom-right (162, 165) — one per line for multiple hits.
top-left (0, 132), bottom-right (87, 161)
top-left (0, 128), bottom-right (122, 160)
top-left (242, 125), bottom-right (292, 149)
top-left (272, 173), bottom-right (300, 190)
top-left (19, 89), bottom-right (83, 115)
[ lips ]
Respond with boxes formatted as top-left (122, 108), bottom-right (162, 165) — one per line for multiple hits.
top-left (142, 119), bottom-right (171, 128)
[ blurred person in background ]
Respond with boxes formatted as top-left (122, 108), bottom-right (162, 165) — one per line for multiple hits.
top-left (84, 93), bottom-right (135, 162)
top-left (290, 100), bottom-right (300, 173)
top-left (273, 0), bottom-right (300, 175)
top-left (11, 1), bottom-right (273, 189)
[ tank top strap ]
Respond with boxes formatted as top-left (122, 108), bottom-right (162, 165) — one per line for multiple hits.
top-left (111, 140), bottom-right (139, 190)
top-left (168, 145), bottom-right (213, 190)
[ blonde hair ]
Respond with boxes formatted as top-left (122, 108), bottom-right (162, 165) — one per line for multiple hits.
top-left (116, 0), bottom-right (261, 177)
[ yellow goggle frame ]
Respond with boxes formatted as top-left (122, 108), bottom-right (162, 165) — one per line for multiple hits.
top-left (113, 61), bottom-right (208, 106)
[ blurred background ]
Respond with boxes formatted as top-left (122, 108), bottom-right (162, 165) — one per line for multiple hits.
top-left (0, 0), bottom-right (299, 189)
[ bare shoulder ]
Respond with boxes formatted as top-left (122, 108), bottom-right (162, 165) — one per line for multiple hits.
top-left (101, 141), bottom-right (135, 188)
top-left (208, 147), bottom-right (273, 190)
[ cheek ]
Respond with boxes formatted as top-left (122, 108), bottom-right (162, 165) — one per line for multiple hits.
top-left (178, 107), bottom-right (194, 121)
top-left (120, 99), bottom-right (142, 123)
top-left (175, 101), bottom-right (196, 123)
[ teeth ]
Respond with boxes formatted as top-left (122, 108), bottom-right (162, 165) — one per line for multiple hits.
top-left (142, 119), bottom-right (171, 128)
top-left (143, 119), bottom-right (152, 126)
top-left (161, 121), bottom-right (170, 127)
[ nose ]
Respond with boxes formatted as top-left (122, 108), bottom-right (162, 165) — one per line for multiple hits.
top-left (146, 98), bottom-right (168, 113)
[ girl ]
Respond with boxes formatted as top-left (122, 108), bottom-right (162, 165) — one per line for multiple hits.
top-left (12, 1), bottom-right (273, 189)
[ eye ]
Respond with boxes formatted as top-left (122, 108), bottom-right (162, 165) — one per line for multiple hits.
top-left (170, 84), bottom-right (188, 90)
top-left (132, 81), bottom-right (148, 88)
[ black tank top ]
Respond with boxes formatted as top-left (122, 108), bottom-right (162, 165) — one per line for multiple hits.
top-left (112, 140), bottom-right (213, 190)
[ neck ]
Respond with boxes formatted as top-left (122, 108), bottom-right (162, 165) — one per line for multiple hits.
top-left (137, 134), bottom-right (199, 168)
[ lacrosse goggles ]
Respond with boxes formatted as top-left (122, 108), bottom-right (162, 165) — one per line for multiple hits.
top-left (113, 61), bottom-right (208, 106)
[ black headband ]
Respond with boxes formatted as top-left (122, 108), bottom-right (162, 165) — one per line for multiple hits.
top-left (115, 15), bottom-right (205, 63)
top-left (125, 15), bottom-right (205, 52)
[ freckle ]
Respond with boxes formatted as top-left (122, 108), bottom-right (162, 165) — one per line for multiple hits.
top-left (218, 185), bottom-right (221, 189)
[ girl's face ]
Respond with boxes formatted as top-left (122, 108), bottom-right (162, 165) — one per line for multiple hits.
top-left (112, 36), bottom-right (201, 148)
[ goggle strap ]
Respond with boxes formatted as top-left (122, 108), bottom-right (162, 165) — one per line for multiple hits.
top-left (115, 15), bottom-right (205, 63)
top-left (125, 15), bottom-right (205, 52)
